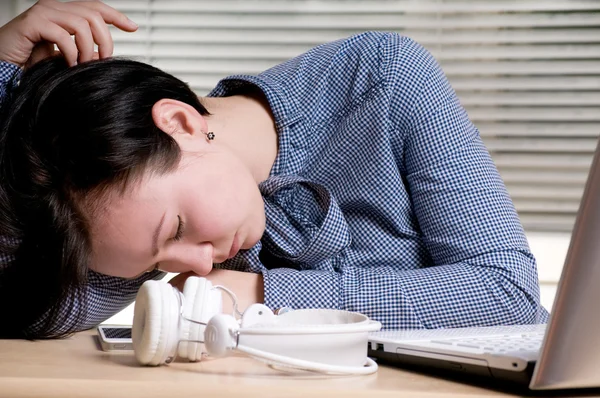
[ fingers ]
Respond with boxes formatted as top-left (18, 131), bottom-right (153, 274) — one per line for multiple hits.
top-left (48, 3), bottom-right (108, 61)
top-left (53, 0), bottom-right (138, 60)
top-left (33, 0), bottom-right (138, 65)
top-left (32, 7), bottom-right (93, 66)
top-left (71, 0), bottom-right (138, 33)
top-left (27, 42), bottom-right (58, 68)
top-left (32, 20), bottom-right (80, 66)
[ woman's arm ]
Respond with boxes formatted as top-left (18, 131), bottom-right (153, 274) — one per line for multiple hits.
top-left (258, 34), bottom-right (548, 329)
top-left (23, 270), bottom-right (166, 334)
top-left (76, 270), bottom-right (166, 331)
top-left (0, 0), bottom-right (137, 68)
top-left (0, 0), bottom-right (138, 109)
top-left (170, 270), bottom-right (264, 315)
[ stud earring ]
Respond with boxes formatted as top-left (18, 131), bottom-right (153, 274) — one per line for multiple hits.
top-left (204, 131), bottom-right (215, 141)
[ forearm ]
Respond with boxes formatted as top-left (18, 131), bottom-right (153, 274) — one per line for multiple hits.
top-left (262, 250), bottom-right (548, 330)
top-left (170, 269), bottom-right (264, 315)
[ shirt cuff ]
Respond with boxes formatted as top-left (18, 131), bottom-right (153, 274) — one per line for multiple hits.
top-left (0, 61), bottom-right (22, 81)
top-left (261, 268), bottom-right (341, 310)
top-left (0, 61), bottom-right (22, 100)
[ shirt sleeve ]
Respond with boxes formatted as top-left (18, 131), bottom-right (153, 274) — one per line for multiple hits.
top-left (261, 33), bottom-right (548, 329)
top-left (79, 270), bottom-right (167, 330)
top-left (0, 61), bottom-right (21, 105)
top-left (29, 270), bottom-right (167, 334)
top-left (0, 62), bottom-right (22, 270)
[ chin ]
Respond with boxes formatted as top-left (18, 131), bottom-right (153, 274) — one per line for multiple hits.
top-left (242, 215), bottom-right (265, 250)
top-left (242, 236), bottom-right (258, 250)
top-left (243, 229), bottom-right (263, 250)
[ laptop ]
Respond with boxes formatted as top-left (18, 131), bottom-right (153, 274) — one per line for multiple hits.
top-left (368, 139), bottom-right (600, 391)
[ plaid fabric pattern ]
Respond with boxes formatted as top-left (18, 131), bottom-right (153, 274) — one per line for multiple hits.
top-left (29, 270), bottom-right (166, 333)
top-left (0, 62), bottom-right (19, 91)
top-left (0, 62), bottom-right (19, 108)
top-left (0, 31), bottom-right (548, 332)
top-left (210, 32), bottom-right (548, 329)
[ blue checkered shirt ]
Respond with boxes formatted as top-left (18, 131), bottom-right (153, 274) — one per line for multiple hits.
top-left (0, 31), bottom-right (548, 332)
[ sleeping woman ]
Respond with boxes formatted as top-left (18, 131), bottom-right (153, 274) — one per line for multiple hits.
top-left (0, 0), bottom-right (548, 339)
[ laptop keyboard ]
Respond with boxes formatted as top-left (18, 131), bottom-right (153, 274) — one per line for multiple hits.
top-left (428, 331), bottom-right (545, 354)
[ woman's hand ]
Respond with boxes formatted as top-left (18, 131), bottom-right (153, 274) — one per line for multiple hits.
top-left (169, 269), bottom-right (265, 314)
top-left (0, 0), bottom-right (137, 69)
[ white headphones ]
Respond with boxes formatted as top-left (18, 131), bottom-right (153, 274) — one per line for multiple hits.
top-left (132, 276), bottom-right (382, 375)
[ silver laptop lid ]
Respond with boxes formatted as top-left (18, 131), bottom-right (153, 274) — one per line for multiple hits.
top-left (530, 138), bottom-right (600, 390)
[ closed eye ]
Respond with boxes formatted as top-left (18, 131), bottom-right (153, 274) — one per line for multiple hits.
top-left (173, 215), bottom-right (185, 241)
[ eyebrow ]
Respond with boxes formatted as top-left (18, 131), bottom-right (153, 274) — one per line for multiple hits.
top-left (151, 211), bottom-right (167, 257)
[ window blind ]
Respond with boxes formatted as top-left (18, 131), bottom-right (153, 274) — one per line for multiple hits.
top-left (15, 0), bottom-right (600, 233)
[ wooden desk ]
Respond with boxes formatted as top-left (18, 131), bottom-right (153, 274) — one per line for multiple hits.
top-left (0, 330), bottom-right (515, 398)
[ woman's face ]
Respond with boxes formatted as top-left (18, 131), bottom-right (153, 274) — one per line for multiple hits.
top-left (88, 146), bottom-right (266, 279)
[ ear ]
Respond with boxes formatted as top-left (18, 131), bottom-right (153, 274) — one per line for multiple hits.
top-left (151, 99), bottom-right (208, 142)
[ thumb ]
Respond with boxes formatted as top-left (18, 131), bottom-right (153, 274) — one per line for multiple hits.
top-left (25, 41), bottom-right (58, 69)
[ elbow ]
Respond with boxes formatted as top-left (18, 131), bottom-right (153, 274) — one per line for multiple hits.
top-left (494, 268), bottom-right (550, 325)
top-left (482, 249), bottom-right (550, 326)
top-left (501, 290), bottom-right (548, 325)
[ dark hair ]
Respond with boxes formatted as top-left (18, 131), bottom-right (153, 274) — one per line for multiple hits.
top-left (0, 56), bottom-right (209, 339)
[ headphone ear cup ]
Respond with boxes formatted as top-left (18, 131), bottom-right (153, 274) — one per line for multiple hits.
top-left (132, 280), bottom-right (180, 366)
top-left (178, 276), bottom-right (223, 361)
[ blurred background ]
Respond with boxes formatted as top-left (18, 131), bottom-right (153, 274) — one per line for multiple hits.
top-left (2, 0), bottom-right (599, 316)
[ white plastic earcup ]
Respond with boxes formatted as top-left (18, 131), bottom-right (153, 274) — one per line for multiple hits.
top-left (177, 276), bottom-right (223, 361)
top-left (204, 313), bottom-right (240, 358)
top-left (132, 281), bottom-right (181, 366)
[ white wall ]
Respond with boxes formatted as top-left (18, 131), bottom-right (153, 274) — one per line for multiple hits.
top-left (0, 1), bottom-right (16, 26)
top-left (529, 232), bottom-right (570, 310)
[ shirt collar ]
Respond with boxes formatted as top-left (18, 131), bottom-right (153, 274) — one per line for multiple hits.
top-left (208, 73), bottom-right (304, 177)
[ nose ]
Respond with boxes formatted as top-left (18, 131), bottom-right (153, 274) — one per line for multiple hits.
top-left (157, 243), bottom-right (214, 276)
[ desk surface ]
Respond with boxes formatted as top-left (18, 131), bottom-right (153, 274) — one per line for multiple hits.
top-left (0, 330), bottom-right (517, 398)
